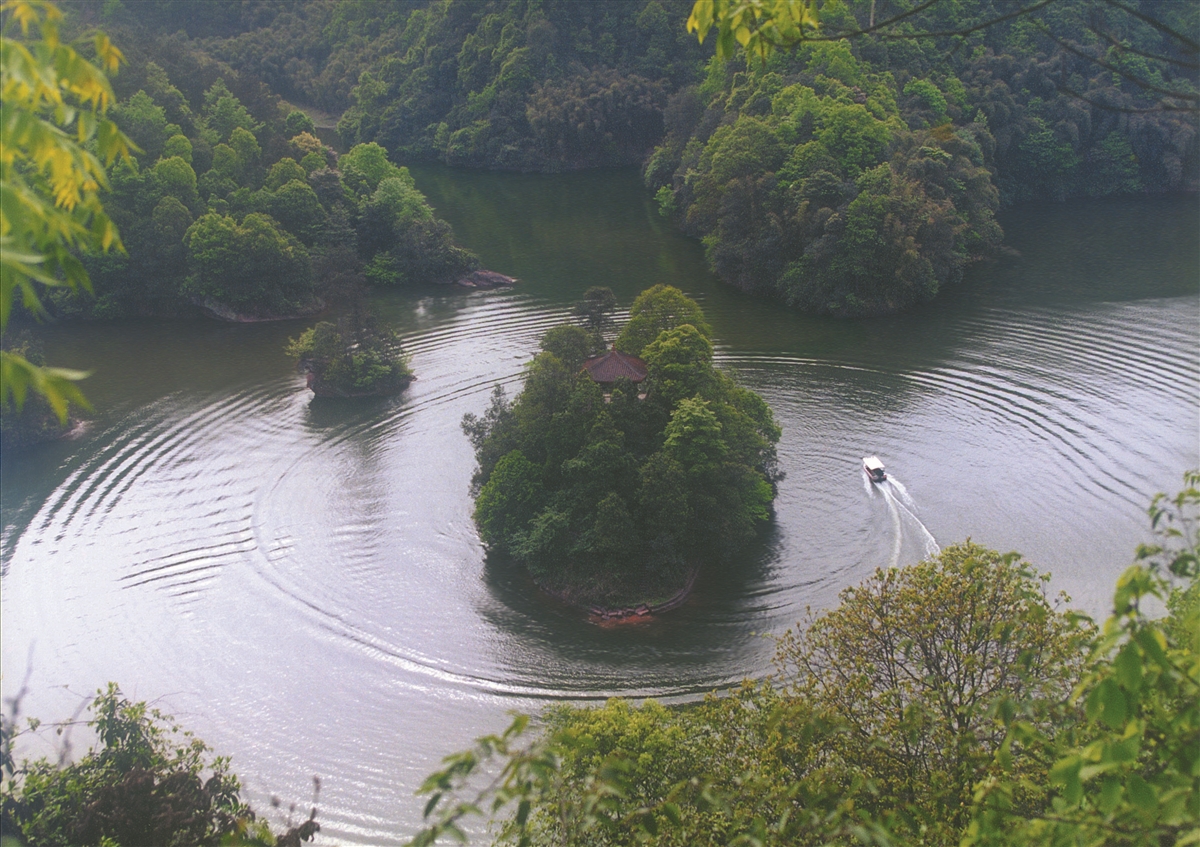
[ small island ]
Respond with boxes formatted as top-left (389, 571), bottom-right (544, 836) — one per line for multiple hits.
top-left (286, 311), bottom-right (412, 398)
top-left (462, 286), bottom-right (781, 611)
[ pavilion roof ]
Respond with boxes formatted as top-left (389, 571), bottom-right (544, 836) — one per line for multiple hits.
top-left (581, 347), bottom-right (648, 384)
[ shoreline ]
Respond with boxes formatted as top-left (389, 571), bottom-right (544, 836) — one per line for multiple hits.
top-left (537, 567), bottom-right (700, 624)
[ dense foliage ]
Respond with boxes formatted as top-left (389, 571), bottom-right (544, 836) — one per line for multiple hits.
top-left (84, 0), bottom-right (708, 171)
top-left (94, 0), bottom-right (1200, 317)
top-left (413, 475), bottom-right (1198, 846)
top-left (285, 310), bottom-right (413, 397)
top-left (462, 286), bottom-right (779, 606)
top-left (0, 683), bottom-right (318, 847)
top-left (649, 0), bottom-right (1198, 314)
top-left (970, 474), bottom-right (1200, 847)
top-left (53, 45), bottom-right (479, 320)
top-left (773, 543), bottom-right (1091, 843)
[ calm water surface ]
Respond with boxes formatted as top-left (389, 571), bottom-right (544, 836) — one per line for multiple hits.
top-left (2, 168), bottom-right (1197, 843)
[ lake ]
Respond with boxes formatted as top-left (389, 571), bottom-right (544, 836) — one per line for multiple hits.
top-left (2, 167), bottom-right (1196, 843)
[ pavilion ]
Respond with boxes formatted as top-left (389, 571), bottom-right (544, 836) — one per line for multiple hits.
top-left (581, 346), bottom-right (648, 398)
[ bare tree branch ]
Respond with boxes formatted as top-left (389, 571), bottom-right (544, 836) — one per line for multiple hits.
top-left (1043, 28), bottom-right (1199, 103)
top-left (1102, 0), bottom-right (1199, 54)
top-left (1055, 83), bottom-right (1197, 113)
top-left (826, 0), bottom-right (945, 38)
top-left (809, 0), bottom-right (1059, 43)
top-left (1088, 24), bottom-right (1200, 70)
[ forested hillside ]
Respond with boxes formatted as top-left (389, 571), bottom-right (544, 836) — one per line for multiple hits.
top-left (2, 4), bottom-right (1196, 844)
top-left (57, 49), bottom-right (477, 321)
top-left (85, 0), bottom-right (1197, 317)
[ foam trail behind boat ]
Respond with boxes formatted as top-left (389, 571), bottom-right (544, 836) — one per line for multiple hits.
top-left (885, 476), bottom-right (940, 560)
top-left (883, 479), bottom-right (903, 568)
top-left (888, 477), bottom-right (917, 510)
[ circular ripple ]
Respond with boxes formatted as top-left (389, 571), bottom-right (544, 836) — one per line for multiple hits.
top-left (3, 238), bottom-right (1195, 844)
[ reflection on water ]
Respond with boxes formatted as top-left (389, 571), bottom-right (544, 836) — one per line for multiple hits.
top-left (2, 168), bottom-right (1197, 843)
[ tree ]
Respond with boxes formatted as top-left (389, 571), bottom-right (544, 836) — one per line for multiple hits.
top-left (338, 142), bottom-right (406, 195)
top-left (163, 133), bottom-right (193, 164)
top-left (150, 195), bottom-right (193, 261)
top-left (773, 543), bottom-right (1092, 843)
top-left (184, 212), bottom-right (313, 314)
top-left (573, 286), bottom-right (618, 348)
top-left (461, 385), bottom-right (518, 494)
top-left (111, 89), bottom-right (173, 163)
top-left (615, 285), bottom-right (712, 357)
top-left (283, 108), bottom-right (315, 136)
top-left (227, 126), bottom-right (262, 185)
top-left (201, 78), bottom-right (261, 142)
top-left (641, 324), bottom-right (716, 409)
top-left (153, 155), bottom-right (199, 208)
top-left (473, 450), bottom-right (546, 551)
top-left (350, 155), bottom-right (477, 286)
top-left (1, 0), bottom-right (133, 420)
top-left (265, 157), bottom-right (306, 191)
top-left (267, 179), bottom-right (326, 244)
top-left (539, 324), bottom-right (593, 370)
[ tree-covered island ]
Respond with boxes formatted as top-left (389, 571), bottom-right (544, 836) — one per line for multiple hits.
top-left (285, 312), bottom-right (413, 398)
top-left (463, 286), bottom-right (780, 610)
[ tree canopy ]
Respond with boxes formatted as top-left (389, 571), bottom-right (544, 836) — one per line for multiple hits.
top-left (649, 0), bottom-right (1198, 314)
top-left (45, 58), bottom-right (478, 323)
top-left (775, 542), bottom-right (1091, 842)
top-left (2, 683), bottom-right (319, 846)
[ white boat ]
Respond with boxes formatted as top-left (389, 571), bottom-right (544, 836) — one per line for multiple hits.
top-left (863, 456), bottom-right (886, 483)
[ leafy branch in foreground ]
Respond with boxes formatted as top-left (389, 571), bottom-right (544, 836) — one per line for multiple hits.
top-left (686, 0), bottom-right (1199, 113)
top-left (687, 0), bottom-right (821, 61)
top-left (410, 713), bottom-right (652, 847)
top-left (969, 471), bottom-right (1200, 846)
top-left (1, 0), bottom-right (134, 420)
top-left (409, 697), bottom-right (895, 847)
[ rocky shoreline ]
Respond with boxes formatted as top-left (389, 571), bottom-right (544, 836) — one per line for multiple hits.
top-left (454, 270), bottom-right (517, 289)
top-left (194, 296), bottom-right (325, 323)
top-left (537, 568), bottom-right (699, 624)
top-left (304, 369), bottom-right (414, 398)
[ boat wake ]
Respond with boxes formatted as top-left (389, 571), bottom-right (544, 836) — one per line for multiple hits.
top-left (866, 472), bottom-right (940, 568)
